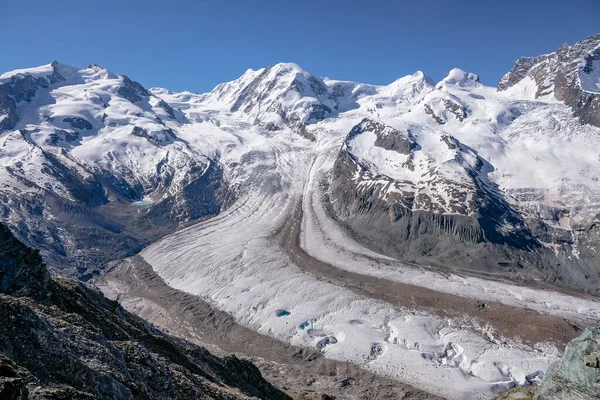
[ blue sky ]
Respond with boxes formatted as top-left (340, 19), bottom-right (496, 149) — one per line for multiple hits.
top-left (2, 0), bottom-right (599, 93)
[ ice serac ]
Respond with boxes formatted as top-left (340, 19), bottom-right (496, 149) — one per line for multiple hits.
top-left (498, 33), bottom-right (600, 127)
top-left (0, 62), bottom-right (228, 276)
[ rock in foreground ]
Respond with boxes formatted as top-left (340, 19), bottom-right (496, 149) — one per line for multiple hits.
top-left (0, 223), bottom-right (288, 400)
top-left (534, 326), bottom-right (600, 400)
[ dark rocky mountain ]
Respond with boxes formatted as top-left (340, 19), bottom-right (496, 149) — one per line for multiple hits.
top-left (496, 325), bottom-right (600, 400)
top-left (0, 223), bottom-right (288, 400)
top-left (330, 118), bottom-right (543, 276)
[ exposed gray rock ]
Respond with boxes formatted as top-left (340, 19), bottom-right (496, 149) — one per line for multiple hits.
top-left (47, 129), bottom-right (79, 145)
top-left (157, 99), bottom-right (176, 120)
top-left (130, 126), bottom-right (177, 146)
top-left (498, 34), bottom-right (600, 128)
top-left (0, 90), bottom-right (18, 130)
top-left (534, 326), bottom-right (600, 399)
top-left (0, 62), bottom-right (66, 132)
top-left (348, 118), bottom-right (416, 155)
top-left (423, 103), bottom-right (446, 124)
top-left (117, 76), bottom-right (151, 103)
top-left (62, 117), bottom-right (92, 130)
top-left (0, 224), bottom-right (51, 299)
top-left (442, 98), bottom-right (468, 121)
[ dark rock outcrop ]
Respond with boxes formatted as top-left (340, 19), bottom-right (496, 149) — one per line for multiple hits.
top-left (347, 118), bottom-right (417, 155)
top-left (496, 326), bottom-right (600, 400)
top-left (130, 126), bottom-right (177, 146)
top-left (62, 117), bottom-right (92, 130)
top-left (0, 63), bottom-right (65, 132)
top-left (117, 76), bottom-right (151, 103)
top-left (0, 90), bottom-right (19, 130)
top-left (0, 223), bottom-right (288, 400)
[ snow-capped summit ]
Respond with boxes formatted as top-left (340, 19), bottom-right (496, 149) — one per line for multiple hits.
top-left (0, 61), bottom-right (62, 84)
top-left (383, 70), bottom-right (435, 99)
top-left (436, 68), bottom-right (480, 89)
top-left (200, 62), bottom-right (338, 135)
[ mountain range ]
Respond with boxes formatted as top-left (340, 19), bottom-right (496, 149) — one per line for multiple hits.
top-left (1, 34), bottom-right (599, 295)
top-left (2, 31), bottom-right (600, 400)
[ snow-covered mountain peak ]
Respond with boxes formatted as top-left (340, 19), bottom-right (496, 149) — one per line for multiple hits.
top-left (385, 70), bottom-right (435, 94)
top-left (267, 61), bottom-right (306, 74)
top-left (436, 68), bottom-right (480, 89)
top-left (0, 61), bottom-right (121, 89)
top-left (198, 62), bottom-right (338, 135)
top-left (204, 61), bottom-right (326, 108)
top-left (81, 63), bottom-right (118, 81)
top-left (0, 63), bottom-right (54, 83)
top-left (0, 61), bottom-right (71, 87)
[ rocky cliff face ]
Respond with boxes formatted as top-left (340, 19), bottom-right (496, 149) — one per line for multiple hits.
top-left (0, 222), bottom-right (288, 400)
top-left (330, 119), bottom-right (546, 275)
top-left (497, 326), bottom-right (600, 400)
top-left (330, 112), bottom-right (600, 292)
top-left (498, 34), bottom-right (600, 128)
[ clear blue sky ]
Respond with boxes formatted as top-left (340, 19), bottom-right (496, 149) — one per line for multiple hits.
top-left (2, 0), bottom-right (599, 93)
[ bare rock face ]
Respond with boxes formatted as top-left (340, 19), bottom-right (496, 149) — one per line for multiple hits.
top-left (0, 222), bottom-right (289, 400)
top-left (0, 62), bottom-right (66, 131)
top-left (117, 75), bottom-right (151, 103)
top-left (498, 34), bottom-right (600, 127)
top-left (498, 326), bottom-right (600, 400)
top-left (0, 224), bottom-right (51, 299)
top-left (533, 326), bottom-right (600, 400)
